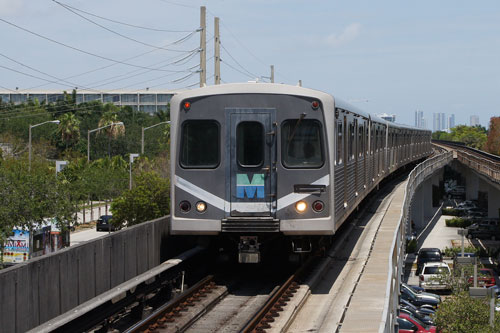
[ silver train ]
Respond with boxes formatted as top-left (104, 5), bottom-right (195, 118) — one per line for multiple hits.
top-left (169, 83), bottom-right (432, 263)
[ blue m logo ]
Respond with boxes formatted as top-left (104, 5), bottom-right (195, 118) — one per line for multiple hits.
top-left (236, 173), bottom-right (265, 199)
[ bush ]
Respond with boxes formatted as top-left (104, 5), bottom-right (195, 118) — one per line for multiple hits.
top-left (442, 207), bottom-right (463, 216)
top-left (406, 239), bottom-right (417, 253)
top-left (434, 292), bottom-right (500, 332)
top-left (442, 246), bottom-right (479, 258)
top-left (445, 217), bottom-right (473, 228)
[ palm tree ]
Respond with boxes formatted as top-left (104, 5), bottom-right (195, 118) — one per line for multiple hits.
top-left (58, 113), bottom-right (80, 150)
top-left (98, 107), bottom-right (125, 157)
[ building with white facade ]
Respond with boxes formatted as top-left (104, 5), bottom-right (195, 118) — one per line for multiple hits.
top-left (433, 112), bottom-right (446, 132)
top-left (0, 90), bottom-right (177, 114)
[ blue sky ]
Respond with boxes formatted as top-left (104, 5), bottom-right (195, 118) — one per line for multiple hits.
top-left (0, 0), bottom-right (499, 128)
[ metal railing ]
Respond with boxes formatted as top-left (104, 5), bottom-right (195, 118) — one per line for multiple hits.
top-left (379, 149), bottom-right (453, 333)
top-left (456, 149), bottom-right (500, 184)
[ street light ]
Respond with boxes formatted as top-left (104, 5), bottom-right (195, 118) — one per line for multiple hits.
top-left (87, 122), bottom-right (124, 162)
top-left (29, 120), bottom-right (60, 171)
top-left (141, 121), bottom-right (170, 154)
top-left (129, 153), bottom-right (139, 190)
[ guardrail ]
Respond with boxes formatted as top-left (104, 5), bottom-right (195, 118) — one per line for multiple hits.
top-left (379, 149), bottom-right (453, 333)
top-left (433, 139), bottom-right (500, 184)
top-left (456, 150), bottom-right (500, 184)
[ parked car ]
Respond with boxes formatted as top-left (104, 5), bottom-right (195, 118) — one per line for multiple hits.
top-left (454, 252), bottom-right (476, 258)
top-left (467, 268), bottom-right (496, 288)
top-left (96, 215), bottom-right (117, 232)
top-left (399, 307), bottom-right (435, 326)
top-left (400, 299), bottom-right (436, 317)
top-left (398, 312), bottom-right (437, 333)
top-left (417, 248), bottom-right (443, 274)
top-left (419, 262), bottom-right (451, 291)
top-left (400, 283), bottom-right (441, 309)
top-left (467, 224), bottom-right (500, 240)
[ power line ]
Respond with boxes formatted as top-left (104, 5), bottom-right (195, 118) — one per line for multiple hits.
top-left (0, 52), bottom-right (102, 92)
top-left (157, 0), bottom-right (197, 9)
top-left (53, 0), bottom-right (196, 53)
top-left (220, 42), bottom-right (258, 78)
top-left (53, 1), bottom-right (193, 33)
top-left (23, 40), bottom-right (199, 91)
top-left (0, 17), bottom-right (196, 73)
top-left (221, 60), bottom-right (254, 80)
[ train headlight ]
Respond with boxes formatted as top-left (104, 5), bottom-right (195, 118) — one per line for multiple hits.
top-left (183, 101), bottom-right (191, 111)
top-left (312, 200), bottom-right (324, 212)
top-left (196, 201), bottom-right (207, 213)
top-left (179, 201), bottom-right (191, 213)
top-left (295, 201), bottom-right (307, 213)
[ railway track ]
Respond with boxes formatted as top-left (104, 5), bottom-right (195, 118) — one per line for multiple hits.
top-left (122, 258), bottom-right (316, 333)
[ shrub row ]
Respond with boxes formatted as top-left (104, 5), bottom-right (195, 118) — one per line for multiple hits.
top-left (445, 217), bottom-right (473, 228)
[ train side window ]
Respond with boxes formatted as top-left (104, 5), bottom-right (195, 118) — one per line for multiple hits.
top-left (348, 121), bottom-right (354, 161)
top-left (337, 121), bottom-right (343, 165)
top-left (180, 120), bottom-right (220, 168)
top-left (237, 121), bottom-right (264, 167)
top-left (359, 124), bottom-right (364, 157)
top-left (281, 119), bottom-right (324, 168)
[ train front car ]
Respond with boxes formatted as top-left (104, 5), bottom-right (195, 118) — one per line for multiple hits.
top-left (170, 83), bottom-right (335, 263)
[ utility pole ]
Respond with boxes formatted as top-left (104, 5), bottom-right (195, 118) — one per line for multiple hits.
top-left (214, 17), bottom-right (221, 85)
top-left (200, 6), bottom-right (206, 87)
top-left (270, 65), bottom-right (274, 83)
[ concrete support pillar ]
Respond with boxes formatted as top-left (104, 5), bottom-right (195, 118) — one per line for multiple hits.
top-left (423, 179), bottom-right (433, 217)
top-left (487, 183), bottom-right (500, 219)
top-left (465, 168), bottom-right (479, 201)
top-left (411, 186), bottom-right (424, 230)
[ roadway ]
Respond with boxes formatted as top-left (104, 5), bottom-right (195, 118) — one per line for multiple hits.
top-left (70, 203), bottom-right (113, 246)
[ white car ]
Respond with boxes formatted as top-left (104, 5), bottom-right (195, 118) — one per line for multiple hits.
top-left (419, 262), bottom-right (451, 291)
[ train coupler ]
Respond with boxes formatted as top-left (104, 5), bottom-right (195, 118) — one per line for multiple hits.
top-left (238, 236), bottom-right (260, 263)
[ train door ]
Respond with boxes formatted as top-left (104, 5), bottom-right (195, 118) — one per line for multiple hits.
top-left (227, 109), bottom-right (276, 217)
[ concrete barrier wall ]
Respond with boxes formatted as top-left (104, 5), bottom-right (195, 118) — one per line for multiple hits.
top-left (0, 216), bottom-right (169, 333)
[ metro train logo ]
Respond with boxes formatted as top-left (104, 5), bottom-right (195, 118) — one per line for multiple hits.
top-left (236, 173), bottom-right (265, 199)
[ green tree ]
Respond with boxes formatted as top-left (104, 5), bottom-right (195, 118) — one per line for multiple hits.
top-left (97, 106), bottom-right (125, 158)
top-left (434, 292), bottom-right (500, 332)
top-left (111, 171), bottom-right (170, 227)
top-left (57, 113), bottom-right (80, 150)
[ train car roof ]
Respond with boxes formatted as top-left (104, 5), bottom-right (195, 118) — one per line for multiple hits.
top-left (170, 82), bottom-right (332, 102)
top-left (171, 83), bottom-right (427, 132)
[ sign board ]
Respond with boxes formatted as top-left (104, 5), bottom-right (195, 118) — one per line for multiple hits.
top-left (3, 229), bottom-right (30, 264)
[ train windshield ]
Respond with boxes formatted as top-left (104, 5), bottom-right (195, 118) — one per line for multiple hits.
top-left (281, 119), bottom-right (323, 168)
top-left (180, 120), bottom-right (219, 168)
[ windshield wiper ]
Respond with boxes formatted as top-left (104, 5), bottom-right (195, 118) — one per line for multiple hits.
top-left (287, 112), bottom-right (307, 143)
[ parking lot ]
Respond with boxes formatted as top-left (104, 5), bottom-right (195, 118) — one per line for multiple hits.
top-left (404, 209), bottom-right (500, 290)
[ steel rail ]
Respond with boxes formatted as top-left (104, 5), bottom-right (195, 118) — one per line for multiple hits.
top-left (125, 275), bottom-right (216, 333)
top-left (241, 259), bottom-right (312, 333)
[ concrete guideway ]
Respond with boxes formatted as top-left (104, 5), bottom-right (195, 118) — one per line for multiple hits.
top-left (264, 178), bottom-right (407, 333)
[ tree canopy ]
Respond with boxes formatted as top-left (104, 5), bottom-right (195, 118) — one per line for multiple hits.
top-left (432, 125), bottom-right (487, 150)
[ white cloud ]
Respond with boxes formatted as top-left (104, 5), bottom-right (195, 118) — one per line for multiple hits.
top-left (0, 0), bottom-right (24, 16)
top-left (325, 23), bottom-right (362, 47)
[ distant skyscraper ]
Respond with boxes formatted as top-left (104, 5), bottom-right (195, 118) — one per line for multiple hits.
top-left (379, 113), bottom-right (396, 122)
top-left (415, 110), bottom-right (424, 128)
top-left (447, 114), bottom-right (455, 130)
top-left (470, 115), bottom-right (480, 126)
top-left (433, 112), bottom-right (446, 132)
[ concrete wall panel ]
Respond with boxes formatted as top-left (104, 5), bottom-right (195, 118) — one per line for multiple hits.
top-left (110, 232), bottom-right (126, 288)
top-left (15, 264), bottom-right (33, 333)
top-left (0, 270), bottom-right (17, 333)
top-left (59, 250), bottom-right (78, 313)
top-left (94, 237), bottom-right (111, 295)
top-left (37, 255), bottom-right (61, 324)
top-left (124, 230), bottom-right (138, 280)
top-left (136, 225), bottom-right (149, 274)
top-left (76, 244), bottom-right (96, 304)
top-left (0, 216), bottom-right (169, 332)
